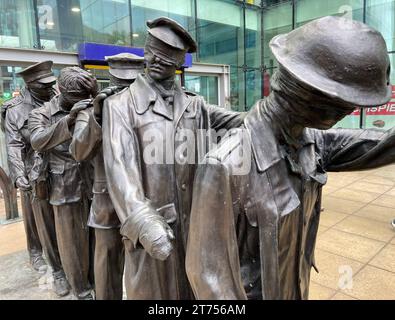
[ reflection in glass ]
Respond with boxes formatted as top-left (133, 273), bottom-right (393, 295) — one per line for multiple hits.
top-left (366, 0), bottom-right (395, 52)
top-left (229, 66), bottom-right (245, 111)
top-left (185, 74), bottom-right (219, 105)
top-left (0, 0), bottom-right (38, 49)
top-left (296, 0), bottom-right (363, 27)
top-left (333, 110), bottom-right (361, 129)
top-left (263, 1), bottom-right (292, 77)
top-left (37, 0), bottom-right (84, 52)
top-left (246, 68), bottom-right (262, 110)
top-left (130, 0), bottom-right (194, 48)
top-left (197, 0), bottom-right (244, 110)
top-left (245, 7), bottom-right (261, 68)
top-left (197, 0), bottom-right (243, 67)
top-left (81, 0), bottom-right (131, 47)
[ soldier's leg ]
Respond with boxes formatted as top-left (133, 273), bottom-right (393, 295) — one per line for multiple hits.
top-left (31, 197), bottom-right (61, 272)
top-left (31, 196), bottom-right (70, 296)
top-left (20, 190), bottom-right (46, 272)
top-left (94, 228), bottom-right (124, 300)
top-left (88, 227), bottom-right (96, 289)
top-left (53, 201), bottom-right (92, 299)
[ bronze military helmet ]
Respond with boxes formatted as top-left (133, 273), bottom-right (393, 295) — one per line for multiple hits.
top-left (270, 16), bottom-right (392, 107)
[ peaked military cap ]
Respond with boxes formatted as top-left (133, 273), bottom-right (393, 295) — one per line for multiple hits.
top-left (105, 53), bottom-right (144, 80)
top-left (17, 60), bottom-right (57, 84)
top-left (146, 17), bottom-right (197, 53)
top-left (270, 16), bottom-right (391, 107)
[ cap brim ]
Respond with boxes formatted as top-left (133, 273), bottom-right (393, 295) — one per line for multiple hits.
top-left (270, 34), bottom-right (392, 107)
top-left (109, 69), bottom-right (141, 80)
top-left (37, 75), bottom-right (57, 84)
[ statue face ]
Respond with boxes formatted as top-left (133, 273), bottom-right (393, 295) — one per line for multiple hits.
top-left (145, 47), bottom-right (178, 81)
top-left (57, 67), bottom-right (98, 109)
top-left (304, 103), bottom-right (356, 130)
top-left (61, 90), bottom-right (91, 109)
top-left (27, 81), bottom-right (56, 101)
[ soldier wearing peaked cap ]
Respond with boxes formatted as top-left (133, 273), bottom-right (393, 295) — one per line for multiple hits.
top-left (106, 53), bottom-right (144, 80)
top-left (70, 52), bottom-right (144, 300)
top-left (186, 16), bottom-right (395, 300)
top-left (101, 17), bottom-right (244, 299)
top-left (2, 61), bottom-right (69, 297)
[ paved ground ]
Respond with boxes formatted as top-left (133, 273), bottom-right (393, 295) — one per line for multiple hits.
top-left (0, 165), bottom-right (395, 300)
top-left (310, 164), bottom-right (395, 300)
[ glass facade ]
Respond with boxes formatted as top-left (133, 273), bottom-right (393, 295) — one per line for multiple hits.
top-left (0, 0), bottom-right (38, 49)
top-left (185, 74), bottom-right (219, 105)
top-left (0, 0), bottom-right (394, 120)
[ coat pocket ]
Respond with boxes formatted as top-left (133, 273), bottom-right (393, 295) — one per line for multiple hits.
top-left (156, 203), bottom-right (177, 224)
top-left (91, 181), bottom-right (117, 227)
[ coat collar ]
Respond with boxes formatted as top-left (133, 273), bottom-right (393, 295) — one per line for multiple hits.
top-left (244, 100), bottom-right (282, 173)
top-left (22, 88), bottom-right (36, 109)
top-left (49, 95), bottom-right (66, 116)
top-left (244, 99), bottom-right (315, 173)
top-left (130, 74), bottom-right (191, 121)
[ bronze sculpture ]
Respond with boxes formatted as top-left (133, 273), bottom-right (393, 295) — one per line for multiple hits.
top-left (2, 61), bottom-right (69, 296)
top-left (101, 17), bottom-right (243, 299)
top-left (70, 53), bottom-right (145, 300)
top-left (186, 16), bottom-right (394, 300)
top-left (29, 67), bottom-right (97, 300)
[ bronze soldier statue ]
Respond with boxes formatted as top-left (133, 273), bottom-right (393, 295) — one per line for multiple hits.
top-left (102, 17), bottom-right (243, 299)
top-left (186, 16), bottom-right (395, 300)
top-left (29, 67), bottom-right (97, 300)
top-left (70, 53), bottom-right (145, 300)
top-left (2, 61), bottom-right (69, 296)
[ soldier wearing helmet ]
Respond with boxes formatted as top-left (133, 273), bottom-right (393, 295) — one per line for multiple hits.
top-left (186, 16), bottom-right (394, 300)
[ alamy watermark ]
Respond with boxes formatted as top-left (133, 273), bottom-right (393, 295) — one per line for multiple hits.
top-left (140, 125), bottom-right (252, 175)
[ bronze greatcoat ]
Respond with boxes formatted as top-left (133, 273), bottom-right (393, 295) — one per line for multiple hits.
top-left (102, 73), bottom-right (242, 299)
top-left (186, 100), bottom-right (395, 300)
top-left (3, 89), bottom-right (62, 272)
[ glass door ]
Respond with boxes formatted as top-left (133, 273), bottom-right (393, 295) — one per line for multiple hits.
top-left (184, 74), bottom-right (219, 105)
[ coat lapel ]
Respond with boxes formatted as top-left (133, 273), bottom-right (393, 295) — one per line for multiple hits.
top-left (152, 98), bottom-right (173, 120)
top-left (131, 74), bottom-right (173, 119)
top-left (173, 83), bottom-right (193, 128)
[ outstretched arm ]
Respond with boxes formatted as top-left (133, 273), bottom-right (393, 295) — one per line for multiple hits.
top-left (29, 106), bottom-right (72, 152)
top-left (207, 104), bottom-right (246, 131)
top-left (70, 107), bottom-right (102, 162)
top-left (319, 127), bottom-right (395, 171)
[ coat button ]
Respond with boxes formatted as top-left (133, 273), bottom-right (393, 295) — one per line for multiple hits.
top-left (181, 183), bottom-right (187, 191)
